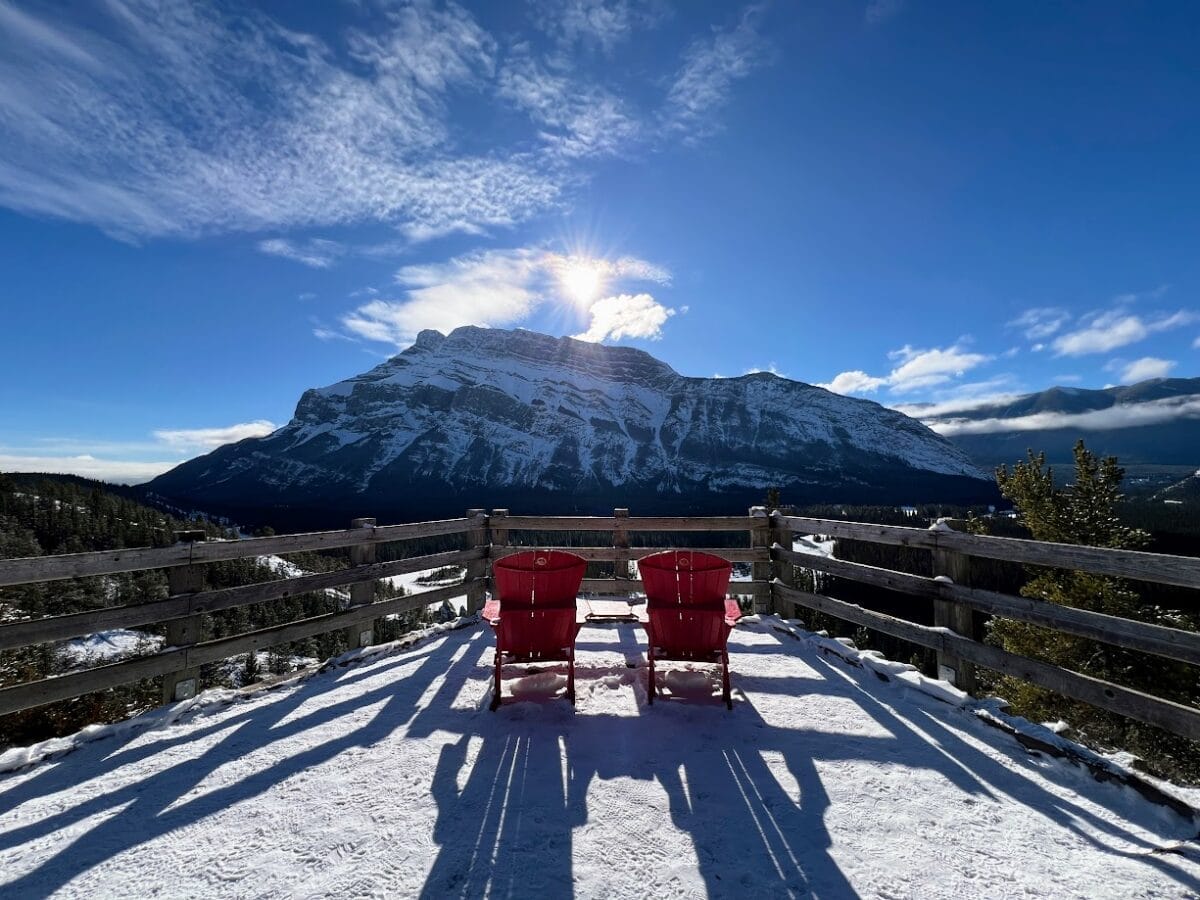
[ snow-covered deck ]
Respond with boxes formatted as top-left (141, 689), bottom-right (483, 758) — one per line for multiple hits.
top-left (2, 617), bottom-right (1198, 898)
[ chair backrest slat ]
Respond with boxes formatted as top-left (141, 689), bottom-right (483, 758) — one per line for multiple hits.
top-left (638, 550), bottom-right (731, 608)
top-left (494, 550), bottom-right (587, 608)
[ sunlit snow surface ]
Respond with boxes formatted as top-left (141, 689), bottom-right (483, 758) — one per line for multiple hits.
top-left (1, 618), bottom-right (1197, 898)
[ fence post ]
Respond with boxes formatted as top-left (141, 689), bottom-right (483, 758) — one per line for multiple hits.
top-left (932, 520), bottom-right (977, 693)
top-left (345, 517), bottom-right (377, 651)
top-left (749, 506), bottom-right (772, 615)
top-left (162, 529), bottom-right (206, 704)
top-left (490, 509), bottom-right (509, 596)
top-left (770, 509), bottom-right (795, 616)
top-left (464, 509), bottom-right (489, 614)
top-left (613, 508), bottom-right (630, 583)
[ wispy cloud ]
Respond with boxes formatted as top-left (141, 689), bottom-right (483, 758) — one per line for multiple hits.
top-left (865, 0), bottom-right (905, 26)
top-left (892, 392), bottom-right (1025, 421)
top-left (662, 6), bottom-right (767, 142)
top-left (1053, 309), bottom-right (1197, 356)
top-left (0, 419), bottom-right (278, 483)
top-left (744, 363), bottom-right (788, 378)
top-left (0, 1), bottom-right (559, 240)
top-left (1108, 356), bottom-right (1176, 383)
top-left (259, 238), bottom-right (344, 269)
top-left (529, 0), bottom-right (668, 55)
top-left (152, 421), bottom-right (277, 452)
top-left (822, 343), bottom-right (991, 396)
top-left (497, 46), bottom-right (641, 159)
top-left (927, 394), bottom-right (1200, 437)
top-left (0, 1), bottom-right (771, 244)
top-left (0, 454), bottom-right (176, 484)
top-left (340, 247), bottom-right (673, 346)
top-left (1008, 307), bottom-right (1070, 341)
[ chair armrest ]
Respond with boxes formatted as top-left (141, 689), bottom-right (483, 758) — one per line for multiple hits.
top-left (482, 598), bottom-right (501, 624)
top-left (724, 597), bottom-right (743, 626)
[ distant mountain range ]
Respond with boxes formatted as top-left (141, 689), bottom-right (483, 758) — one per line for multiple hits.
top-left (909, 377), bottom-right (1200, 468)
top-left (148, 327), bottom-right (995, 526)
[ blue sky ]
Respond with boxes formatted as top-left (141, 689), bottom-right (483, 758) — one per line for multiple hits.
top-left (1, 0), bottom-right (1198, 482)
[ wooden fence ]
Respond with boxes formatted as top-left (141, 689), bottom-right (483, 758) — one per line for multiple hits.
top-left (0, 507), bottom-right (1198, 745)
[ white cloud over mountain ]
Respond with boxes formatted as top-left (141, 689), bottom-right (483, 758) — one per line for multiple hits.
top-left (1052, 309), bottom-right (1196, 356)
top-left (340, 248), bottom-right (674, 347)
top-left (819, 343), bottom-right (990, 396)
top-left (925, 394), bottom-right (1200, 436)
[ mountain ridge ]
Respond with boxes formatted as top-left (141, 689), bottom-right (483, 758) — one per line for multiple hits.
top-left (913, 377), bottom-right (1200, 467)
top-left (149, 327), bottom-right (995, 527)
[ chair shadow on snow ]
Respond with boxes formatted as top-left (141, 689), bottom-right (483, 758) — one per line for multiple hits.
top-left (1, 621), bottom-right (1197, 899)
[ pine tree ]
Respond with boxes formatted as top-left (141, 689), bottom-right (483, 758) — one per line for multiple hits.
top-left (991, 440), bottom-right (1199, 781)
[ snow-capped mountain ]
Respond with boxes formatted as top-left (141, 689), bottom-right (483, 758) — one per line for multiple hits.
top-left (911, 378), bottom-right (1200, 467)
top-left (150, 327), bottom-right (993, 525)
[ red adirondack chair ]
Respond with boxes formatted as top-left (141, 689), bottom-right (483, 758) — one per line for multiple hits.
top-left (482, 550), bottom-right (587, 711)
top-left (638, 550), bottom-right (743, 709)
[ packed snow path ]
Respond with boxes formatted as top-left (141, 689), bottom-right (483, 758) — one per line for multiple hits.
top-left (1, 618), bottom-right (1198, 899)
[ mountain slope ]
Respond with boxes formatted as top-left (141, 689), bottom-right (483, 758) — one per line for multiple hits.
top-left (150, 327), bottom-right (993, 525)
top-left (913, 378), bottom-right (1200, 467)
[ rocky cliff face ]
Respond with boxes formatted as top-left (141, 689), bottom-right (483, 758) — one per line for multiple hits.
top-left (149, 327), bottom-right (993, 525)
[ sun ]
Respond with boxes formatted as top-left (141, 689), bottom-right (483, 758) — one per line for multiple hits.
top-left (557, 257), bottom-right (605, 306)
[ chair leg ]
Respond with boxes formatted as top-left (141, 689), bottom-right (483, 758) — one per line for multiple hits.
top-left (568, 647), bottom-right (576, 706)
top-left (722, 650), bottom-right (732, 710)
top-left (647, 647), bottom-right (656, 705)
top-left (490, 650), bottom-right (502, 712)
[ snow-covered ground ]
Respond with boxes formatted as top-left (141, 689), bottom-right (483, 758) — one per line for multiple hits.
top-left (58, 629), bottom-right (163, 667)
top-left (1, 616), bottom-right (1197, 898)
top-left (256, 556), bottom-right (350, 604)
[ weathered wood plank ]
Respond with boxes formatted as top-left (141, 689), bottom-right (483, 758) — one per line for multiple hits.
top-left (932, 526), bottom-right (977, 692)
top-left (626, 516), bottom-right (755, 532)
top-left (0, 649), bottom-right (189, 718)
top-left (498, 515), bottom-right (754, 532)
top-left (934, 530), bottom-right (1200, 591)
top-left (774, 546), bottom-right (936, 597)
top-left (0, 517), bottom-right (473, 587)
top-left (184, 581), bottom-right (471, 669)
top-left (162, 562), bottom-right (204, 703)
top-left (0, 548), bottom-right (484, 651)
top-left (773, 583), bottom-right (1200, 742)
top-left (774, 514), bottom-right (941, 550)
top-left (750, 507), bottom-right (772, 615)
top-left (463, 510), bottom-right (488, 615)
top-left (774, 513), bottom-right (1200, 589)
top-left (579, 578), bottom-right (768, 597)
top-left (345, 518), bottom-right (378, 651)
top-left (489, 546), bottom-right (768, 563)
top-left (498, 516), bottom-right (617, 531)
top-left (772, 545), bottom-right (1200, 667)
top-left (0, 581), bottom-right (474, 717)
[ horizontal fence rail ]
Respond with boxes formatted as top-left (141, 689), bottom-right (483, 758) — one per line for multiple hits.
top-left (0, 508), bottom-right (776, 719)
top-left (776, 514), bottom-right (1200, 591)
top-left (1, 507), bottom-right (1197, 749)
top-left (0, 517), bottom-right (473, 588)
top-left (771, 511), bottom-right (1200, 743)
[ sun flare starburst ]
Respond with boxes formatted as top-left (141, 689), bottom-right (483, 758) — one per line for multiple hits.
top-left (557, 257), bottom-right (606, 306)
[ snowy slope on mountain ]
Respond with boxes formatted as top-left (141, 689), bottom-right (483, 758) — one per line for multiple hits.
top-left (150, 326), bottom-right (993, 522)
top-left (1, 616), bottom-right (1196, 898)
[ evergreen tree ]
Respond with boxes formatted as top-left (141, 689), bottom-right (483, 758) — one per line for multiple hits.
top-left (991, 440), bottom-right (1199, 781)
